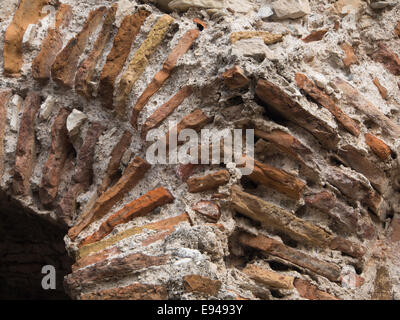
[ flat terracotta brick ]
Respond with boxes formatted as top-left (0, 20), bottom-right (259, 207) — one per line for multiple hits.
top-left (256, 79), bottom-right (338, 149)
top-left (294, 278), bottom-right (338, 300)
top-left (12, 92), bottom-right (41, 196)
top-left (65, 252), bottom-right (169, 294)
top-left (78, 213), bottom-right (189, 259)
top-left (3, 0), bottom-right (51, 75)
top-left (302, 29), bottom-right (329, 43)
top-left (141, 86), bottom-right (193, 139)
top-left (365, 133), bottom-right (391, 161)
top-left (242, 264), bottom-right (294, 289)
top-left (371, 43), bottom-right (400, 76)
top-left (248, 159), bottom-right (306, 200)
top-left (72, 246), bottom-right (120, 272)
top-left (232, 186), bottom-right (333, 247)
top-left (99, 9), bottom-right (150, 109)
top-left (329, 237), bottom-right (365, 259)
top-left (80, 283), bottom-right (168, 300)
top-left (75, 4), bottom-right (117, 98)
top-left (239, 233), bottom-right (341, 282)
top-left (32, 4), bottom-right (73, 81)
top-left (340, 42), bottom-right (358, 68)
top-left (51, 7), bottom-right (107, 88)
top-left (334, 78), bottom-right (400, 138)
top-left (187, 169), bottom-right (230, 193)
top-left (69, 156), bottom-right (150, 240)
top-left (373, 78), bottom-right (388, 100)
top-left (58, 122), bottom-right (105, 224)
top-left (0, 89), bottom-right (12, 178)
top-left (79, 187), bottom-right (174, 247)
top-left (184, 275), bottom-right (222, 296)
top-left (115, 14), bottom-right (174, 118)
top-left (192, 200), bottom-right (221, 222)
top-left (222, 66), bottom-right (249, 89)
top-left (131, 29), bottom-right (199, 128)
top-left (39, 108), bottom-right (72, 207)
top-left (296, 73), bottom-right (360, 137)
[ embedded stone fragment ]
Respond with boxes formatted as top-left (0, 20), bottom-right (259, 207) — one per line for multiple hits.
top-left (80, 283), bottom-right (168, 300)
top-left (338, 145), bottom-right (387, 193)
top-left (371, 43), bottom-right (400, 76)
top-left (256, 79), bottom-right (338, 149)
top-left (329, 237), bottom-right (365, 259)
top-left (302, 29), bottom-right (329, 43)
top-left (141, 86), bottom-right (193, 138)
top-left (78, 213), bottom-right (189, 259)
top-left (168, 0), bottom-right (225, 11)
top-left (79, 187), bottom-right (174, 247)
top-left (248, 159), bottom-right (306, 200)
top-left (340, 42), bottom-right (358, 68)
top-left (69, 156), bottom-right (150, 240)
top-left (365, 133), bottom-right (391, 161)
top-left (230, 31), bottom-right (283, 44)
top-left (231, 186), bottom-right (332, 247)
top-left (232, 38), bottom-right (276, 61)
top-left (222, 66), bottom-right (249, 90)
top-left (75, 5), bottom-right (117, 99)
top-left (66, 109), bottom-right (87, 138)
top-left (239, 233), bottom-right (341, 282)
top-left (372, 266), bottom-right (393, 300)
top-left (272, 0), bottom-right (311, 19)
top-left (295, 73), bottom-right (360, 137)
top-left (294, 278), bottom-right (338, 300)
top-left (242, 264), bottom-right (294, 289)
top-left (192, 200), bottom-right (221, 221)
top-left (115, 14), bottom-right (175, 118)
top-left (334, 78), bottom-right (400, 138)
top-left (39, 95), bottom-right (56, 120)
top-left (99, 9), bottom-right (150, 109)
top-left (51, 7), bottom-right (107, 88)
top-left (0, 89), bottom-right (12, 178)
top-left (187, 170), bottom-right (230, 193)
top-left (65, 253), bottom-right (169, 294)
top-left (372, 78), bottom-right (388, 100)
top-left (32, 4), bottom-right (73, 81)
top-left (334, 0), bottom-right (363, 15)
top-left (183, 275), bottom-right (222, 296)
top-left (58, 123), bottom-right (105, 224)
top-left (131, 29), bottom-right (200, 128)
top-left (3, 0), bottom-right (51, 75)
top-left (39, 108), bottom-right (72, 207)
top-left (12, 92), bottom-right (41, 196)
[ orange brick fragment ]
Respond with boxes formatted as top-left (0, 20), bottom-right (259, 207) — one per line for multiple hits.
top-left (187, 170), bottom-right (230, 193)
top-left (371, 43), bottom-right (400, 76)
top-left (296, 73), bottom-right (360, 137)
top-left (365, 133), bottom-right (391, 161)
top-left (294, 278), bottom-right (338, 300)
top-left (192, 200), bottom-right (221, 221)
top-left (222, 66), bottom-right (249, 89)
top-left (372, 78), bottom-right (388, 100)
top-left (243, 264), bottom-right (294, 289)
top-left (395, 22), bottom-right (400, 37)
top-left (184, 275), bottom-right (222, 296)
top-left (72, 247), bottom-right (120, 272)
top-left (302, 29), bottom-right (329, 43)
top-left (340, 42), bottom-right (358, 68)
top-left (79, 187), bottom-right (174, 247)
top-left (193, 18), bottom-right (207, 30)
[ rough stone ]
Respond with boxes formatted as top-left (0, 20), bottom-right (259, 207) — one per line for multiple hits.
top-left (272, 0), bottom-right (311, 19)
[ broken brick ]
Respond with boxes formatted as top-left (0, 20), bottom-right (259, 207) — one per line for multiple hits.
top-left (32, 4), bottom-right (73, 81)
top-left (232, 186), bottom-right (333, 247)
top-left (340, 42), bottom-right (358, 68)
top-left (51, 7), bottom-right (107, 88)
top-left (222, 66), bottom-right (249, 90)
top-left (39, 108), bottom-right (72, 207)
top-left (302, 29), bottom-right (329, 43)
top-left (0, 89), bottom-right (12, 178)
top-left (192, 200), bottom-right (221, 221)
top-left (184, 275), bottom-right (222, 296)
top-left (176, 163), bottom-right (198, 182)
top-left (68, 156), bottom-right (150, 240)
top-left (99, 9), bottom-right (150, 109)
top-left (187, 170), bottom-right (230, 193)
top-left (365, 133), bottom-right (391, 161)
top-left (131, 29), bottom-right (199, 128)
top-left (141, 86), bottom-right (193, 139)
top-left (75, 4), bottom-right (117, 98)
top-left (239, 233), bottom-right (341, 282)
top-left (230, 31), bottom-right (283, 44)
top-left (395, 21), bottom-right (400, 37)
top-left (115, 14), bottom-right (175, 118)
top-left (242, 264), bottom-right (294, 289)
top-left (329, 237), bottom-right (366, 259)
top-left (3, 0), bottom-right (51, 75)
top-left (79, 187), bottom-right (174, 247)
top-left (294, 278), bottom-right (338, 300)
top-left (372, 78), bottom-right (388, 100)
top-left (72, 246), bottom-right (120, 272)
top-left (12, 92), bottom-right (41, 196)
top-left (256, 79), bottom-right (338, 149)
top-left (390, 216), bottom-right (400, 242)
top-left (295, 73), bottom-right (360, 137)
top-left (371, 43), bottom-right (400, 76)
top-left (193, 18), bottom-right (207, 30)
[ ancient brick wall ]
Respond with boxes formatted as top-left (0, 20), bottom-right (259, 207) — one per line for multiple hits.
top-left (0, 0), bottom-right (400, 300)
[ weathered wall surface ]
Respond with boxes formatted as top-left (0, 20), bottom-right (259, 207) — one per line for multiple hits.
top-left (1, 0), bottom-right (400, 300)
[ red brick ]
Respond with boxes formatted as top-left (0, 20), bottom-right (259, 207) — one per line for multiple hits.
top-left (192, 200), bottom-right (221, 221)
top-left (302, 29), bottom-right (329, 43)
top-left (340, 42), bottom-right (358, 68)
top-left (294, 278), bottom-right (338, 300)
top-left (371, 43), bottom-right (400, 76)
top-left (365, 133), bottom-right (391, 161)
top-left (372, 78), bottom-right (388, 100)
top-left (222, 66), bottom-right (249, 89)
top-left (184, 275), bottom-right (222, 296)
top-left (187, 170), bottom-right (230, 193)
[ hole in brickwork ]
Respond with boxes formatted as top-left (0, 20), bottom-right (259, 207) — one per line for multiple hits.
top-left (0, 191), bottom-right (73, 299)
top-left (240, 176), bottom-right (258, 190)
top-left (270, 289), bottom-right (285, 298)
top-left (254, 96), bottom-right (289, 127)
